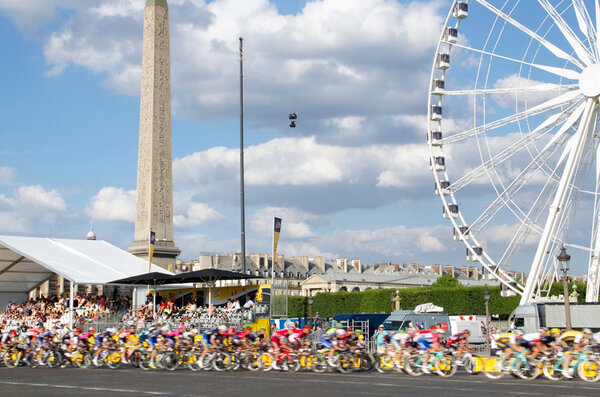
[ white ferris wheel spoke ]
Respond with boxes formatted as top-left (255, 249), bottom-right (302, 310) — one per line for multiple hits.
top-left (443, 83), bottom-right (578, 96)
top-left (476, 0), bottom-right (586, 70)
top-left (466, 105), bottom-right (582, 236)
top-left (572, 0), bottom-right (597, 59)
top-left (521, 98), bottom-right (598, 304)
top-left (450, 41), bottom-right (582, 80)
top-left (537, 0), bottom-right (596, 66)
top-left (450, 119), bottom-right (561, 193)
top-left (596, 0), bottom-right (600, 58)
top-left (441, 89), bottom-right (582, 145)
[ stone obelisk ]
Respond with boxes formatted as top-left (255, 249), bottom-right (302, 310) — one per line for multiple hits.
top-left (128, 0), bottom-right (180, 269)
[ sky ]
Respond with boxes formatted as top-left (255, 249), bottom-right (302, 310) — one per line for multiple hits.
top-left (0, 0), bottom-right (596, 277)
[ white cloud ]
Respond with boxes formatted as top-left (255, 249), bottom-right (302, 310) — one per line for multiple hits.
top-left (250, 206), bottom-right (318, 239)
top-left (492, 74), bottom-right (561, 109)
top-left (86, 186), bottom-right (136, 222)
top-left (0, 185), bottom-right (69, 233)
top-left (174, 136), bottom-right (430, 190)
top-left (9, 0), bottom-right (446, 144)
top-left (173, 199), bottom-right (224, 227)
top-left (0, 166), bottom-right (15, 185)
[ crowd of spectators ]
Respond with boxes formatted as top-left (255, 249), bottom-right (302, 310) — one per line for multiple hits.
top-left (0, 293), bottom-right (128, 331)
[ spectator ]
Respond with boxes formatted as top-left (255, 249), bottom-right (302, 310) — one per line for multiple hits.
top-left (243, 297), bottom-right (254, 309)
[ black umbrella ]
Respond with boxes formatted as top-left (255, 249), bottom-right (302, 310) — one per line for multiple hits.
top-left (109, 271), bottom-right (178, 315)
top-left (109, 271), bottom-right (176, 286)
top-left (169, 269), bottom-right (252, 307)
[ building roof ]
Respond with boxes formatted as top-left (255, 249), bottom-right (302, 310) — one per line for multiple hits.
top-left (0, 235), bottom-right (172, 293)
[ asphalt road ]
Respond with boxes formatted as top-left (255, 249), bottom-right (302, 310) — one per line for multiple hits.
top-left (0, 367), bottom-right (598, 397)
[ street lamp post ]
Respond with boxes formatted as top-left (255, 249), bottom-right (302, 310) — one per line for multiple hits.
top-left (557, 246), bottom-right (572, 330)
top-left (390, 291), bottom-right (396, 312)
top-left (308, 295), bottom-right (314, 328)
top-left (484, 286), bottom-right (490, 353)
top-left (395, 289), bottom-right (401, 311)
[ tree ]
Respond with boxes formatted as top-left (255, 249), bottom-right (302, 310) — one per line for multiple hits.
top-left (431, 274), bottom-right (461, 289)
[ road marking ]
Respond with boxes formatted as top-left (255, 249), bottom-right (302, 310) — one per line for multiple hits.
top-left (0, 380), bottom-right (198, 396)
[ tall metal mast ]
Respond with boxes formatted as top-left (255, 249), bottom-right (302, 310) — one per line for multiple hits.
top-left (239, 37), bottom-right (246, 274)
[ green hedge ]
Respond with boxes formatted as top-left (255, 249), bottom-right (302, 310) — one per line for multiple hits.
top-left (273, 283), bottom-right (588, 319)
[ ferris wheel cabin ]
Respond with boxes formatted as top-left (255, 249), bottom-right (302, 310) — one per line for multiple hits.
top-left (428, 129), bottom-right (443, 146)
top-left (435, 180), bottom-right (451, 196)
top-left (444, 27), bottom-right (458, 44)
top-left (467, 246), bottom-right (483, 262)
top-left (430, 156), bottom-right (446, 172)
top-left (432, 79), bottom-right (445, 95)
top-left (453, 2), bottom-right (468, 19)
top-left (443, 204), bottom-right (459, 219)
top-left (436, 53), bottom-right (450, 69)
top-left (453, 226), bottom-right (469, 241)
top-left (430, 105), bottom-right (442, 121)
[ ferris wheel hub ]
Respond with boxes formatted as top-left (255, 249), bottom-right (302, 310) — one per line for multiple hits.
top-left (579, 64), bottom-right (600, 98)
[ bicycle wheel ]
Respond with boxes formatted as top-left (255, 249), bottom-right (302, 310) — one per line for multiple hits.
top-left (483, 358), bottom-right (505, 380)
top-left (138, 352), bottom-right (152, 371)
top-left (213, 352), bottom-right (230, 371)
top-left (311, 354), bottom-right (328, 373)
top-left (4, 350), bottom-right (21, 368)
top-left (435, 355), bottom-right (457, 377)
top-left (245, 352), bottom-right (261, 372)
top-left (285, 354), bottom-right (301, 372)
top-left (578, 358), bottom-right (600, 382)
top-left (542, 358), bottom-right (564, 381)
top-left (161, 352), bottom-right (180, 371)
top-left (375, 354), bottom-right (395, 373)
top-left (186, 352), bottom-right (201, 371)
top-left (46, 350), bottom-right (62, 368)
top-left (106, 351), bottom-right (122, 369)
top-left (359, 353), bottom-right (374, 372)
top-left (259, 352), bottom-right (273, 371)
top-left (463, 355), bottom-right (480, 375)
top-left (336, 353), bottom-right (353, 374)
top-left (403, 354), bottom-right (423, 376)
top-left (514, 358), bottom-right (539, 380)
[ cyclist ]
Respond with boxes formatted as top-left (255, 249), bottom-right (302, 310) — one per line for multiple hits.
top-left (497, 329), bottom-right (526, 370)
top-left (447, 329), bottom-right (471, 364)
top-left (563, 329), bottom-right (592, 378)
top-left (92, 328), bottom-right (117, 366)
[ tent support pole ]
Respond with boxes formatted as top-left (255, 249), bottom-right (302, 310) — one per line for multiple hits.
top-left (69, 280), bottom-right (74, 330)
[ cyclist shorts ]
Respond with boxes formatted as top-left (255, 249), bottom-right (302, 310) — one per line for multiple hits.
top-left (319, 339), bottom-right (333, 349)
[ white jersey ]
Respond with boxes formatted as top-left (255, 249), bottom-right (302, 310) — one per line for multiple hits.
top-left (522, 332), bottom-right (539, 343)
top-left (392, 332), bottom-right (411, 344)
top-left (574, 332), bottom-right (587, 344)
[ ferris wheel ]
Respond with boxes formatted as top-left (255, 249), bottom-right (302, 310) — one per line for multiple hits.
top-left (427, 0), bottom-right (600, 304)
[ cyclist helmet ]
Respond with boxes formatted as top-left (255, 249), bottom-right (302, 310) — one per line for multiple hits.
top-left (435, 329), bottom-right (445, 334)
top-left (75, 328), bottom-right (82, 333)
top-left (107, 328), bottom-right (117, 334)
top-left (228, 327), bottom-right (235, 333)
top-left (335, 329), bottom-right (345, 336)
top-left (244, 324), bottom-right (253, 330)
top-left (355, 330), bottom-right (363, 335)
top-left (514, 329), bottom-right (524, 335)
top-left (89, 327), bottom-right (96, 332)
top-left (538, 327), bottom-right (548, 335)
top-left (346, 328), bottom-right (353, 333)
top-left (550, 328), bottom-right (561, 334)
top-left (218, 325), bottom-right (228, 332)
top-left (583, 328), bottom-right (592, 334)
top-left (259, 327), bottom-right (266, 332)
top-left (191, 328), bottom-right (198, 334)
top-left (160, 326), bottom-right (169, 332)
top-left (462, 329), bottom-right (471, 335)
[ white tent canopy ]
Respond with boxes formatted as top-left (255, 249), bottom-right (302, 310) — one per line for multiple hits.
top-left (0, 235), bottom-right (172, 308)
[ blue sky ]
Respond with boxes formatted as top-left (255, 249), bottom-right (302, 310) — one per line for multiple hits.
top-left (0, 0), bottom-right (595, 278)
